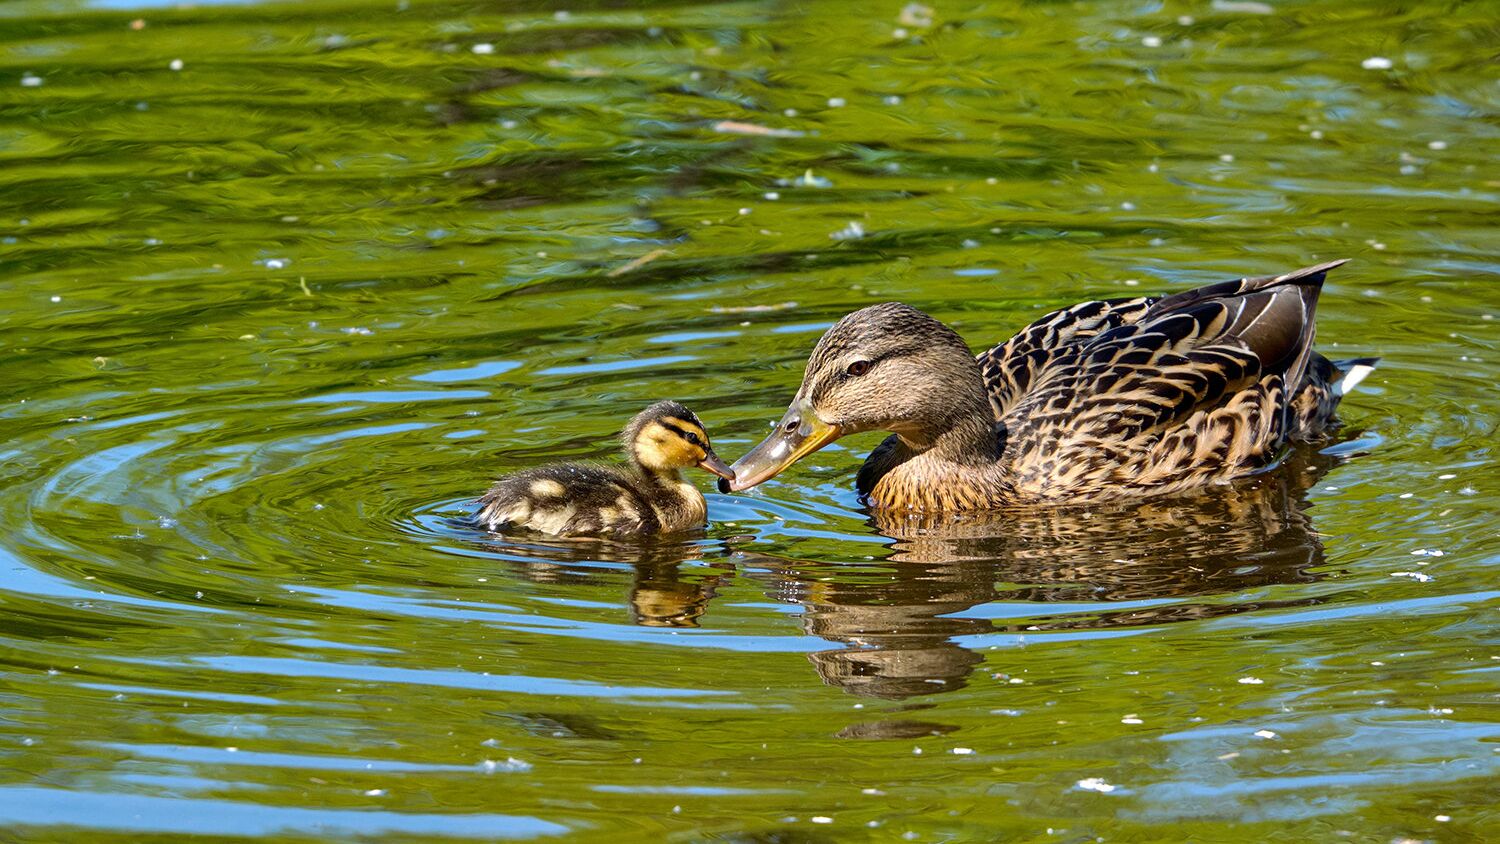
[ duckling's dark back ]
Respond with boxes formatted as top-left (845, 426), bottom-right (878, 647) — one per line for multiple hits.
top-left (475, 463), bottom-right (662, 536)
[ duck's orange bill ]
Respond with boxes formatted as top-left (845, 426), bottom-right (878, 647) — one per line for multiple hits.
top-left (697, 451), bottom-right (736, 482)
top-left (719, 401), bottom-right (843, 492)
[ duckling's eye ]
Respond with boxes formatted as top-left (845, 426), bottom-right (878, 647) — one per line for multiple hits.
top-left (846, 359), bottom-right (871, 377)
top-left (684, 432), bottom-right (703, 446)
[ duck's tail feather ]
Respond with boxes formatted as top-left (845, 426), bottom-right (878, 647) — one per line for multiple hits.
top-left (1332, 356), bottom-right (1380, 396)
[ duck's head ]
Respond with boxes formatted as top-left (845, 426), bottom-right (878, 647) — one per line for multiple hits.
top-left (624, 401), bottom-right (735, 481)
top-left (722, 302), bottom-right (984, 492)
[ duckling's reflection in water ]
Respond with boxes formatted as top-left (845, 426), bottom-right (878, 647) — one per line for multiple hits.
top-left (628, 557), bottom-right (734, 628)
top-left (467, 534), bottom-right (730, 628)
top-left (470, 450), bottom-right (1346, 699)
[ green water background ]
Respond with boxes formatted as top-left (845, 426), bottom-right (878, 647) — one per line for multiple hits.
top-left (1, 0), bottom-right (1497, 840)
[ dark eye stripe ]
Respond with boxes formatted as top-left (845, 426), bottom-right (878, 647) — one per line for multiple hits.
top-left (659, 421), bottom-right (704, 443)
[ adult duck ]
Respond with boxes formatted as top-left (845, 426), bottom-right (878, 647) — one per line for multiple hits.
top-left (721, 260), bottom-right (1376, 510)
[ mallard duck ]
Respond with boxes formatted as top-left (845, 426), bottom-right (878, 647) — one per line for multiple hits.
top-left (722, 260), bottom-right (1377, 510)
top-left (475, 401), bottom-right (733, 536)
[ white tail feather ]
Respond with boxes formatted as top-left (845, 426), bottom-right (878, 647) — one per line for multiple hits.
top-left (1335, 364), bottom-right (1375, 396)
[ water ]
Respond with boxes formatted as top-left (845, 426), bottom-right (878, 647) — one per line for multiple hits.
top-left (2, 0), bottom-right (1497, 840)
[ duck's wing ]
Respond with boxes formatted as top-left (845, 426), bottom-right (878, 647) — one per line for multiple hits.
top-left (1001, 260), bottom-right (1347, 497)
top-left (977, 295), bottom-right (1155, 418)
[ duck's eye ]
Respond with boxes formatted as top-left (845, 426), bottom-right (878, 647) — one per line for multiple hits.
top-left (846, 360), bottom-right (871, 377)
top-left (684, 432), bottom-right (702, 446)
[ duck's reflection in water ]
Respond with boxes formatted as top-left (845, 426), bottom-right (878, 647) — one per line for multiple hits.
top-left (472, 450), bottom-right (1345, 700)
top-left (770, 451), bottom-right (1344, 699)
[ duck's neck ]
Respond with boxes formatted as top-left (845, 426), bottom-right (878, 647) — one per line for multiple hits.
top-left (636, 465), bottom-right (706, 532)
top-left (858, 369), bottom-right (1013, 511)
top-left (637, 465), bottom-right (683, 486)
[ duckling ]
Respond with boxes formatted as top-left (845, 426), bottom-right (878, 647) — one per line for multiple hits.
top-left (475, 401), bottom-right (734, 537)
top-left (722, 260), bottom-right (1378, 510)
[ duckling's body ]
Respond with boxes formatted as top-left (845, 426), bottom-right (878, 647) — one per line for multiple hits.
top-left (726, 261), bottom-right (1378, 510)
top-left (475, 401), bottom-right (732, 537)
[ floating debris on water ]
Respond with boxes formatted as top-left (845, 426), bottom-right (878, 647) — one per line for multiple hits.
top-left (830, 221), bottom-right (865, 241)
top-left (1211, 0), bottom-right (1273, 12)
top-left (826, 97), bottom-right (846, 108)
top-left (712, 120), bottom-right (804, 138)
top-left (710, 301), bottom-right (797, 314)
top-left (1391, 571), bottom-right (1434, 582)
top-left (1075, 778), bottom-right (1117, 793)
top-left (952, 747), bottom-right (974, 755)
top-left (20, 73), bottom-right (42, 88)
top-left (1142, 35), bottom-right (1163, 48)
top-left (472, 43), bottom-right (494, 54)
top-left (1121, 715), bottom-right (1143, 724)
top-left (811, 816), bottom-right (833, 824)
top-left (898, 3), bottom-right (934, 28)
top-left (1410, 548), bottom-right (1445, 557)
top-left (1253, 729), bottom-right (1277, 739)
top-left (607, 248), bottom-right (669, 278)
top-left (481, 757), bottom-right (532, 773)
top-left (790, 169), bottom-right (833, 188)
top-left (1361, 56), bottom-right (1393, 70)
top-left (169, 59), bottom-right (184, 71)
top-left (1238, 677), bottom-right (1264, 685)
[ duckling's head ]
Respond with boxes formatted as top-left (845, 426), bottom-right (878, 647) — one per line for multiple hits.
top-left (723, 303), bottom-right (987, 492)
top-left (624, 401), bottom-right (735, 481)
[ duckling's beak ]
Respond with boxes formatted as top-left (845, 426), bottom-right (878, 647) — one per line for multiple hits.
top-left (719, 399), bottom-right (843, 493)
top-left (697, 450), bottom-right (736, 483)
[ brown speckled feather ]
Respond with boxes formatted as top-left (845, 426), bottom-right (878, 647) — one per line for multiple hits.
top-left (977, 295), bottom-right (1154, 417)
top-left (993, 261), bottom-right (1344, 501)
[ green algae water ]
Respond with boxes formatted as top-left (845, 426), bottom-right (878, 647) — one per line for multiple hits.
top-left (1, 0), bottom-right (1497, 840)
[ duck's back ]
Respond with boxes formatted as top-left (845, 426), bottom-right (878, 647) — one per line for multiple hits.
top-left (980, 261), bottom-right (1361, 500)
top-left (476, 463), bottom-right (664, 536)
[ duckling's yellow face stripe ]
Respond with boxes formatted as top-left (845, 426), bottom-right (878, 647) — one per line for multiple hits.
top-left (634, 419), bottom-right (703, 466)
top-left (634, 417), bottom-right (734, 480)
top-left (660, 413), bottom-right (705, 452)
